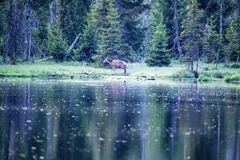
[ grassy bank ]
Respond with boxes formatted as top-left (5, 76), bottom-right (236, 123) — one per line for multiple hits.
top-left (0, 61), bottom-right (239, 83)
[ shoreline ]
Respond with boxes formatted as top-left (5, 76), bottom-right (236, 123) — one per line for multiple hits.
top-left (0, 62), bottom-right (239, 83)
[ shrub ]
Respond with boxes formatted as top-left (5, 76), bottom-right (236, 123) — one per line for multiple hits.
top-left (224, 74), bottom-right (240, 82)
top-left (198, 75), bottom-right (214, 82)
top-left (172, 71), bottom-right (195, 79)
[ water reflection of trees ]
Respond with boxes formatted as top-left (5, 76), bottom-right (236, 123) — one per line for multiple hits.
top-left (146, 84), bottom-right (240, 160)
top-left (0, 81), bottom-right (239, 160)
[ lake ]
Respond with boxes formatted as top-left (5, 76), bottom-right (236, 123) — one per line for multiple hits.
top-left (0, 79), bottom-right (239, 160)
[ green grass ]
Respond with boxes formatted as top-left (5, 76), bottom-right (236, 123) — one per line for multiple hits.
top-left (0, 61), bottom-right (239, 83)
top-left (0, 61), bottom-right (186, 79)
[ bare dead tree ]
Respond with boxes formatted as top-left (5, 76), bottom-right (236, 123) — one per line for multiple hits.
top-left (2, 34), bottom-right (9, 64)
top-left (23, 0), bottom-right (37, 61)
top-left (142, 0), bottom-right (151, 61)
top-left (9, 0), bottom-right (19, 64)
top-left (172, 0), bottom-right (183, 59)
top-left (237, 0), bottom-right (240, 62)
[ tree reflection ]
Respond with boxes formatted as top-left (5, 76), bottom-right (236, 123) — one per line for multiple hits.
top-left (0, 80), bottom-right (239, 160)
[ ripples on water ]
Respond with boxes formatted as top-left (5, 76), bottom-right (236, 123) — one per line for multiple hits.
top-left (0, 80), bottom-right (239, 160)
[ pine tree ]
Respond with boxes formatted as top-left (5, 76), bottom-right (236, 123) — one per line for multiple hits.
top-left (146, 20), bottom-right (171, 66)
top-left (225, 17), bottom-right (240, 62)
top-left (181, 0), bottom-right (205, 75)
top-left (116, 0), bottom-right (149, 60)
top-left (76, 4), bottom-right (98, 62)
top-left (60, 0), bottom-right (91, 44)
top-left (95, 0), bottom-right (123, 62)
top-left (204, 16), bottom-right (220, 65)
top-left (149, 0), bottom-right (167, 37)
top-left (46, 24), bottom-right (67, 62)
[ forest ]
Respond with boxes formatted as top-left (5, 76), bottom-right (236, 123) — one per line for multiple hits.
top-left (0, 0), bottom-right (240, 78)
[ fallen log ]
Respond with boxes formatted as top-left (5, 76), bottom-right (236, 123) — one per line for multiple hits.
top-left (64, 33), bottom-right (81, 60)
top-left (35, 56), bottom-right (53, 62)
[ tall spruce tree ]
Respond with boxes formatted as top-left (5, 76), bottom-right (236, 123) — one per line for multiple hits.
top-left (225, 17), bottom-right (240, 62)
top-left (204, 16), bottom-right (221, 65)
top-left (146, 20), bottom-right (171, 66)
top-left (181, 0), bottom-right (205, 75)
top-left (95, 0), bottom-right (123, 62)
top-left (60, 0), bottom-right (91, 44)
top-left (76, 3), bottom-right (98, 62)
top-left (46, 0), bottom-right (67, 62)
top-left (116, 0), bottom-right (149, 61)
top-left (46, 24), bottom-right (67, 62)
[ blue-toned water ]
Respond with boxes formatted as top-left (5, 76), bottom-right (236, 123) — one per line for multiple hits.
top-left (0, 80), bottom-right (239, 160)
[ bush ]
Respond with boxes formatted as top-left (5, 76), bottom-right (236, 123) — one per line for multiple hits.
top-left (198, 75), bottom-right (214, 82)
top-left (172, 70), bottom-right (195, 79)
top-left (224, 74), bottom-right (240, 82)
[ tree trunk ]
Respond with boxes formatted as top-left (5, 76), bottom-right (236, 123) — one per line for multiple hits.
top-left (23, 0), bottom-right (35, 61)
top-left (238, 0), bottom-right (240, 16)
top-left (142, 0), bottom-right (151, 60)
top-left (9, 0), bottom-right (18, 65)
top-left (219, 0), bottom-right (224, 65)
top-left (3, 34), bottom-right (9, 64)
top-left (172, 0), bottom-right (183, 59)
top-left (237, 0), bottom-right (240, 59)
top-left (49, 0), bottom-right (60, 27)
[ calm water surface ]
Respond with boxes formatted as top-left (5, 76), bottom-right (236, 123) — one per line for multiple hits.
top-left (0, 79), bottom-right (240, 160)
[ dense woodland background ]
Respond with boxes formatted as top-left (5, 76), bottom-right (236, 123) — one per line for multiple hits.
top-left (0, 0), bottom-right (239, 72)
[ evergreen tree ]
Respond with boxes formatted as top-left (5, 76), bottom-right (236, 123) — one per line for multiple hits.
top-left (204, 16), bottom-right (220, 65)
top-left (225, 17), bottom-right (240, 62)
top-left (32, 0), bottom-right (53, 59)
top-left (146, 20), bottom-right (171, 66)
top-left (116, 0), bottom-right (149, 61)
top-left (60, 0), bottom-right (92, 44)
top-left (75, 4), bottom-right (98, 62)
top-left (95, 0), bottom-right (123, 62)
top-left (149, 0), bottom-right (167, 37)
top-left (46, 24), bottom-right (67, 62)
top-left (181, 0), bottom-right (205, 74)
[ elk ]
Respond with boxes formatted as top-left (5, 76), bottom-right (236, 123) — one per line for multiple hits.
top-left (103, 57), bottom-right (127, 75)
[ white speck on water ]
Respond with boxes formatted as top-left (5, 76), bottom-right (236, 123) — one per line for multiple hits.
top-left (185, 132), bottom-right (191, 135)
top-left (121, 140), bottom-right (127, 143)
top-left (31, 146), bottom-right (37, 150)
top-left (99, 137), bottom-right (104, 141)
top-left (26, 120), bottom-right (32, 123)
top-left (39, 156), bottom-right (45, 160)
